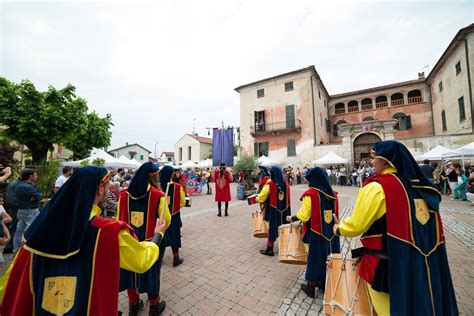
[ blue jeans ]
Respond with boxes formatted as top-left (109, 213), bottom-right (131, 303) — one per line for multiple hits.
top-left (13, 208), bottom-right (39, 252)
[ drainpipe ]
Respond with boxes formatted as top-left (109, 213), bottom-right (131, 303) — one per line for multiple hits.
top-left (310, 75), bottom-right (317, 145)
top-left (465, 39), bottom-right (474, 132)
top-left (428, 83), bottom-right (436, 135)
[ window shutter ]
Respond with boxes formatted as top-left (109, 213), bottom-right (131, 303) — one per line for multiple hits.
top-left (405, 115), bottom-right (412, 129)
top-left (262, 142), bottom-right (269, 156)
top-left (254, 143), bottom-right (258, 157)
top-left (332, 124), bottom-right (338, 136)
top-left (326, 119), bottom-right (331, 132)
top-left (286, 105), bottom-right (295, 129)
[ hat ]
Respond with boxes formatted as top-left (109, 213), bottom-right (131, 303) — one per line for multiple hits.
top-left (219, 162), bottom-right (226, 167)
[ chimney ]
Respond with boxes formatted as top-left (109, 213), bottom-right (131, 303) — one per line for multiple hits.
top-left (126, 142), bottom-right (129, 146)
top-left (418, 72), bottom-right (425, 79)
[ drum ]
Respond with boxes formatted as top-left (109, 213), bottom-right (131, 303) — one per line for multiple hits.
top-left (252, 210), bottom-right (268, 238)
top-left (185, 197), bottom-right (192, 207)
top-left (324, 254), bottom-right (374, 316)
top-left (278, 223), bottom-right (307, 265)
top-left (247, 194), bottom-right (258, 205)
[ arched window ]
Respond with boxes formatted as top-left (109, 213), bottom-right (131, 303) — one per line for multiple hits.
top-left (408, 90), bottom-right (422, 103)
top-left (335, 102), bottom-right (345, 114)
top-left (362, 116), bottom-right (374, 121)
top-left (333, 119), bottom-right (347, 136)
top-left (391, 92), bottom-right (404, 106)
top-left (361, 98), bottom-right (373, 110)
top-left (348, 100), bottom-right (359, 113)
top-left (375, 95), bottom-right (388, 108)
top-left (393, 112), bottom-right (412, 130)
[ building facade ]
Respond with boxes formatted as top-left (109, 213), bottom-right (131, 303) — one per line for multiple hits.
top-left (159, 151), bottom-right (175, 163)
top-left (174, 134), bottom-right (213, 163)
top-left (108, 143), bottom-right (151, 163)
top-left (236, 24), bottom-right (474, 165)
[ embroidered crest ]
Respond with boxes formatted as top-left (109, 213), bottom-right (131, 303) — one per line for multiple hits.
top-left (278, 191), bottom-right (285, 201)
top-left (324, 210), bottom-right (333, 224)
top-left (42, 276), bottom-right (76, 314)
top-left (414, 199), bottom-right (430, 225)
top-left (131, 211), bottom-right (144, 228)
top-left (216, 177), bottom-right (226, 190)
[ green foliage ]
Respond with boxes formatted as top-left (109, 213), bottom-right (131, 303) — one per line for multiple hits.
top-left (0, 77), bottom-right (113, 163)
top-left (233, 155), bottom-right (257, 173)
top-left (24, 158), bottom-right (33, 166)
top-left (35, 160), bottom-right (61, 197)
top-left (91, 157), bottom-right (106, 166)
top-left (80, 160), bottom-right (90, 166)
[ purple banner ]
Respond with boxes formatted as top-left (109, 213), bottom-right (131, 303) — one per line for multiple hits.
top-left (212, 127), bottom-right (234, 166)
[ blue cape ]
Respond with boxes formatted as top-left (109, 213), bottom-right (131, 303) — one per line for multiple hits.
top-left (269, 166), bottom-right (285, 191)
top-left (127, 162), bottom-right (159, 199)
top-left (305, 166), bottom-right (335, 198)
top-left (23, 166), bottom-right (110, 258)
top-left (159, 165), bottom-right (175, 192)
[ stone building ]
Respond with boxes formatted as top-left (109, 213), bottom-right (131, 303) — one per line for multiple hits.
top-left (108, 143), bottom-right (152, 163)
top-left (174, 134), bottom-right (213, 164)
top-left (236, 23), bottom-right (474, 165)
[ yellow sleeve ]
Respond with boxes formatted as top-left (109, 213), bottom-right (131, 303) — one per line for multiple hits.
top-left (179, 186), bottom-right (186, 208)
top-left (115, 197), bottom-right (121, 220)
top-left (338, 182), bottom-right (386, 237)
top-left (0, 256), bottom-right (15, 304)
top-left (119, 229), bottom-right (161, 274)
top-left (158, 196), bottom-right (171, 227)
top-left (257, 184), bottom-right (270, 203)
top-left (296, 196), bottom-right (312, 223)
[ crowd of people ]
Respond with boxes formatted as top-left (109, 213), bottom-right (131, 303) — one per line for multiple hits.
top-left (0, 140), bottom-right (469, 315)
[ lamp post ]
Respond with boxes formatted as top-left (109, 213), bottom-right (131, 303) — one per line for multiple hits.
top-left (154, 142), bottom-right (159, 161)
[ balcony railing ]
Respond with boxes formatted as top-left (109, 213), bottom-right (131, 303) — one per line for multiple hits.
top-left (361, 103), bottom-right (373, 110)
top-left (375, 101), bottom-right (388, 108)
top-left (251, 119), bottom-right (301, 135)
top-left (408, 96), bottom-right (422, 104)
top-left (348, 106), bottom-right (359, 113)
top-left (335, 108), bottom-right (346, 114)
top-left (391, 99), bottom-right (404, 106)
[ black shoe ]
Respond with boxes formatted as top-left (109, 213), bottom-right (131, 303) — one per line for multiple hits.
top-left (129, 299), bottom-right (144, 316)
top-left (173, 257), bottom-right (184, 267)
top-left (224, 210), bottom-right (228, 216)
top-left (260, 247), bottom-right (274, 256)
top-left (301, 284), bottom-right (315, 298)
top-left (217, 210), bottom-right (222, 217)
top-left (149, 301), bottom-right (166, 316)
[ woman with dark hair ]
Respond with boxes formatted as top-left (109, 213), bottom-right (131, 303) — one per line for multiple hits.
top-left (257, 166), bottom-right (291, 256)
top-left (287, 167), bottom-right (340, 297)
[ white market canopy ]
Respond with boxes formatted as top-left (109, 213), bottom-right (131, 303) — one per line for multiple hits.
top-left (415, 145), bottom-right (453, 161)
top-left (62, 149), bottom-right (121, 168)
top-left (116, 155), bottom-right (138, 168)
top-left (130, 158), bottom-right (143, 168)
top-left (313, 151), bottom-right (348, 165)
top-left (181, 160), bottom-right (198, 169)
top-left (258, 155), bottom-right (277, 167)
top-left (442, 142), bottom-right (474, 159)
top-left (197, 159), bottom-right (212, 168)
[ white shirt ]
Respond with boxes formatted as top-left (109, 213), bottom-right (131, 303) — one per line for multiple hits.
top-left (0, 205), bottom-right (6, 217)
top-left (55, 175), bottom-right (69, 188)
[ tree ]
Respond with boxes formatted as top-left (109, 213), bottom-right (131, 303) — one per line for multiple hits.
top-left (233, 154), bottom-right (257, 191)
top-left (0, 78), bottom-right (113, 163)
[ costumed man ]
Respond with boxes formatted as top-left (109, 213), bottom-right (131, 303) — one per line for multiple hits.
top-left (117, 162), bottom-right (171, 316)
top-left (257, 166), bottom-right (270, 193)
top-left (257, 166), bottom-right (291, 256)
top-left (0, 166), bottom-right (167, 315)
top-left (333, 140), bottom-right (458, 316)
top-left (213, 162), bottom-right (232, 217)
top-left (287, 167), bottom-right (340, 298)
top-left (160, 165), bottom-right (186, 267)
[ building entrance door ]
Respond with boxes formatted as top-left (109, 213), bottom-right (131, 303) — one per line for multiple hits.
top-left (353, 133), bottom-right (381, 162)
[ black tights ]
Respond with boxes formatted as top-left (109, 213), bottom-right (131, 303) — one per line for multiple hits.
top-left (217, 201), bottom-right (229, 210)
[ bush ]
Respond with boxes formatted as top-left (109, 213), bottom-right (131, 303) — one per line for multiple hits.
top-left (233, 155), bottom-right (257, 191)
top-left (36, 160), bottom-right (61, 197)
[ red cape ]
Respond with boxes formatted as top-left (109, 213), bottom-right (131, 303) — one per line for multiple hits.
top-left (213, 170), bottom-right (232, 202)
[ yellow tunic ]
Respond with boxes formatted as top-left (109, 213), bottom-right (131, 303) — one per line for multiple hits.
top-left (0, 205), bottom-right (163, 304)
top-left (179, 185), bottom-right (186, 209)
top-left (256, 182), bottom-right (270, 203)
top-left (337, 167), bottom-right (397, 316)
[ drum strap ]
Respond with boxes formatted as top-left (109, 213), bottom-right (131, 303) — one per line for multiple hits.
top-left (352, 247), bottom-right (388, 260)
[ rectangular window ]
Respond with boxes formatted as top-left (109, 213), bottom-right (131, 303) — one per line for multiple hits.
top-left (455, 61), bottom-right (461, 75)
top-left (439, 81), bottom-right (443, 92)
top-left (254, 110), bottom-right (265, 132)
top-left (179, 148), bottom-right (183, 161)
top-left (320, 113), bottom-right (322, 126)
top-left (459, 96), bottom-right (466, 121)
top-left (140, 154), bottom-right (144, 160)
top-left (441, 111), bottom-right (447, 131)
top-left (254, 142), bottom-right (269, 157)
top-left (287, 139), bottom-right (296, 157)
top-left (325, 119), bottom-right (331, 132)
top-left (257, 89), bottom-right (264, 98)
top-left (318, 90), bottom-right (321, 99)
top-left (168, 157), bottom-right (172, 162)
top-left (286, 104), bottom-right (295, 129)
top-left (188, 146), bottom-right (192, 160)
top-left (284, 81), bottom-right (293, 91)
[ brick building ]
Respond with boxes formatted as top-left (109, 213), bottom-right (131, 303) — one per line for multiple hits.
top-left (236, 24), bottom-right (474, 165)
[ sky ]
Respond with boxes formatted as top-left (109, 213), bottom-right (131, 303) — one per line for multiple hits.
top-left (1, 0), bottom-right (473, 158)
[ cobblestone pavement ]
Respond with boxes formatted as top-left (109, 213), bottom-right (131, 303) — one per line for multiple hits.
top-left (1, 184), bottom-right (472, 315)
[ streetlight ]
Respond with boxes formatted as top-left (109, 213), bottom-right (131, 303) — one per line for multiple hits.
top-left (154, 142), bottom-right (159, 161)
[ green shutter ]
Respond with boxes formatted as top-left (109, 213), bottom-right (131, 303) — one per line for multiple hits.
top-left (254, 143), bottom-right (258, 157)
top-left (405, 115), bottom-right (412, 129)
top-left (459, 97), bottom-right (465, 121)
top-left (286, 105), bottom-right (295, 129)
top-left (287, 139), bottom-right (296, 156)
top-left (442, 111), bottom-right (447, 131)
top-left (262, 142), bottom-right (269, 156)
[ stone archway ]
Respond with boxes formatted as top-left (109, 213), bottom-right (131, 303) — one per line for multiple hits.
top-left (353, 133), bottom-right (382, 162)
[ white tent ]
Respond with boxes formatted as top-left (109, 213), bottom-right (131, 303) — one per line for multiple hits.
top-left (116, 155), bottom-right (137, 168)
top-left (415, 145), bottom-right (453, 161)
top-left (258, 155), bottom-right (276, 167)
top-left (313, 151), bottom-right (348, 165)
top-left (62, 149), bottom-right (120, 168)
top-left (181, 160), bottom-right (198, 169)
top-left (442, 142), bottom-right (474, 159)
top-left (130, 158), bottom-right (143, 168)
top-left (197, 159), bottom-right (212, 168)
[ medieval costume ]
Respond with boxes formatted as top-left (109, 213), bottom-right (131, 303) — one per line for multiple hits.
top-left (213, 162), bottom-right (232, 217)
top-left (257, 166), bottom-right (270, 193)
top-left (257, 166), bottom-right (291, 256)
top-left (0, 166), bottom-right (163, 315)
top-left (117, 162), bottom-right (171, 316)
top-left (335, 140), bottom-right (458, 315)
top-left (160, 166), bottom-right (186, 267)
top-left (290, 167), bottom-right (340, 298)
